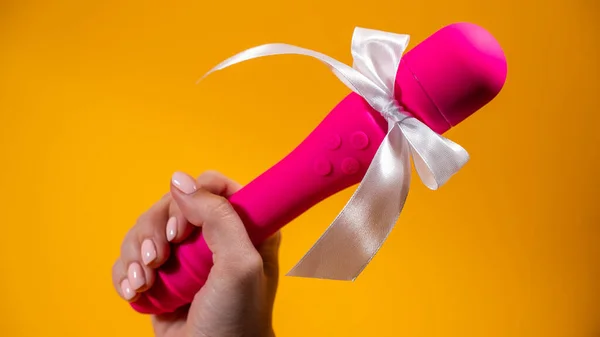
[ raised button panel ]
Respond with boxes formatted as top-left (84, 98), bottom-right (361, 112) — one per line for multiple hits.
top-left (325, 134), bottom-right (342, 150)
top-left (350, 131), bottom-right (369, 150)
top-left (313, 158), bottom-right (333, 176)
top-left (341, 157), bottom-right (360, 175)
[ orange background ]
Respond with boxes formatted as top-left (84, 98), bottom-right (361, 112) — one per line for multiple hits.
top-left (1, 0), bottom-right (598, 336)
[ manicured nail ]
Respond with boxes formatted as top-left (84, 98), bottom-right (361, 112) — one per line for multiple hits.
top-left (172, 172), bottom-right (197, 194)
top-left (121, 279), bottom-right (135, 300)
top-left (128, 262), bottom-right (146, 290)
top-left (166, 217), bottom-right (177, 242)
top-left (141, 239), bottom-right (157, 265)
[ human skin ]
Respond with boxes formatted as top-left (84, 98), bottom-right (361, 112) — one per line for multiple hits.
top-left (112, 171), bottom-right (280, 337)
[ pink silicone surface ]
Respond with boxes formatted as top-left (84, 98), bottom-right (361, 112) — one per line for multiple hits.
top-left (130, 22), bottom-right (507, 314)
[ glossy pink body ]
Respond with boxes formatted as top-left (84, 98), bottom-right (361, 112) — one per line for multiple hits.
top-left (131, 22), bottom-right (507, 314)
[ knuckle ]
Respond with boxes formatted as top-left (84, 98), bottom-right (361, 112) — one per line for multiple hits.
top-left (199, 169), bottom-right (219, 178)
top-left (238, 251), bottom-right (263, 277)
top-left (120, 231), bottom-right (134, 255)
top-left (196, 170), bottom-right (220, 183)
top-left (111, 260), bottom-right (125, 288)
top-left (111, 260), bottom-right (121, 277)
top-left (207, 196), bottom-right (234, 220)
top-left (168, 199), bottom-right (180, 214)
top-left (135, 212), bottom-right (149, 225)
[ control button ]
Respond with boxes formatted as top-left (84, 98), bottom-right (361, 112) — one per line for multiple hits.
top-left (325, 134), bottom-right (342, 150)
top-left (351, 131), bottom-right (369, 150)
top-left (313, 158), bottom-right (333, 176)
top-left (341, 157), bottom-right (360, 175)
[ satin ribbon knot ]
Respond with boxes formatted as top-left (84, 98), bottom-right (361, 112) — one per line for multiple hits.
top-left (379, 99), bottom-right (409, 123)
top-left (198, 27), bottom-right (470, 281)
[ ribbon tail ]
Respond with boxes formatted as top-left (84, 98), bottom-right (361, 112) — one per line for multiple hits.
top-left (196, 43), bottom-right (389, 107)
top-left (287, 122), bottom-right (411, 280)
top-left (399, 118), bottom-right (470, 190)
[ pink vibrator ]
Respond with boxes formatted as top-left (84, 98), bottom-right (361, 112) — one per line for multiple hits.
top-left (131, 22), bottom-right (508, 314)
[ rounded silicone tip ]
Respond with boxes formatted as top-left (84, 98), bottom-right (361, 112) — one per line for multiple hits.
top-left (395, 22), bottom-right (507, 131)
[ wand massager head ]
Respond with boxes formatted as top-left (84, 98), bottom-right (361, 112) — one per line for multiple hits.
top-left (394, 22), bottom-right (507, 133)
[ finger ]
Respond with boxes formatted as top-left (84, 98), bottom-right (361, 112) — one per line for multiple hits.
top-left (165, 200), bottom-right (194, 243)
top-left (117, 194), bottom-right (171, 299)
top-left (118, 229), bottom-right (157, 298)
top-left (195, 170), bottom-right (242, 197)
top-left (165, 170), bottom-right (242, 243)
top-left (112, 259), bottom-right (137, 302)
top-left (132, 195), bottom-right (172, 268)
top-left (170, 171), bottom-right (262, 278)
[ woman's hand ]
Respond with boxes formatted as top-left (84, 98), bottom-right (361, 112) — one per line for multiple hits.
top-left (112, 171), bottom-right (280, 337)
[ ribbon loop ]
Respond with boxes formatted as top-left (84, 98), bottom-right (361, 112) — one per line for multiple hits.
top-left (351, 27), bottom-right (409, 98)
top-left (198, 27), bottom-right (470, 281)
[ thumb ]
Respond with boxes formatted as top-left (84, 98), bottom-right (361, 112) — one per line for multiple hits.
top-left (169, 171), bottom-right (255, 260)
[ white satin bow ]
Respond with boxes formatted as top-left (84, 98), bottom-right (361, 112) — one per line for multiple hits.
top-left (199, 27), bottom-right (470, 281)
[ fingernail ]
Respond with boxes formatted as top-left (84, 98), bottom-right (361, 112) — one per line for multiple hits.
top-left (128, 262), bottom-right (146, 290)
top-left (172, 172), bottom-right (197, 194)
top-left (166, 217), bottom-right (177, 242)
top-left (141, 239), bottom-right (157, 265)
top-left (121, 279), bottom-right (135, 300)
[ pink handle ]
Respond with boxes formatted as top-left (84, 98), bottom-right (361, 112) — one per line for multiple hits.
top-left (131, 93), bottom-right (390, 314)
